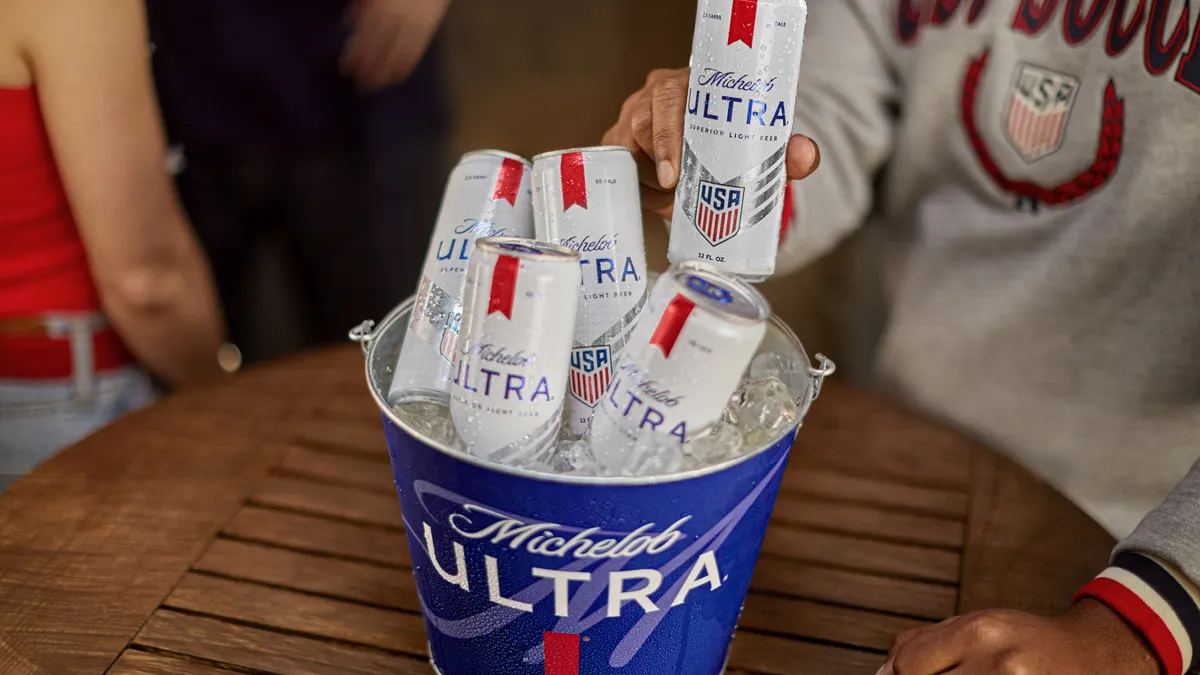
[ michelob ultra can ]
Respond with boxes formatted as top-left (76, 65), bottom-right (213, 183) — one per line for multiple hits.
top-left (590, 262), bottom-right (770, 473)
top-left (532, 147), bottom-right (649, 436)
top-left (668, 0), bottom-right (808, 282)
top-left (390, 150), bottom-right (534, 403)
top-left (450, 238), bottom-right (580, 462)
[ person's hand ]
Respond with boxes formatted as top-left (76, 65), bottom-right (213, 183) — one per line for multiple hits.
top-left (601, 67), bottom-right (821, 219)
top-left (878, 600), bottom-right (1159, 675)
top-left (341, 0), bottom-right (450, 92)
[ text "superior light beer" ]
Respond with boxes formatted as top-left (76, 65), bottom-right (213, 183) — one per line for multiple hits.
top-left (390, 151), bottom-right (534, 403)
top-left (532, 147), bottom-right (649, 436)
top-left (668, 0), bottom-right (808, 282)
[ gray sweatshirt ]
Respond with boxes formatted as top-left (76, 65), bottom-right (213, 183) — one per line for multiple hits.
top-left (776, 0), bottom-right (1200, 668)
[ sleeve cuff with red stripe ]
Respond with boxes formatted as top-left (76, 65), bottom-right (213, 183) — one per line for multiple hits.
top-left (1075, 551), bottom-right (1200, 675)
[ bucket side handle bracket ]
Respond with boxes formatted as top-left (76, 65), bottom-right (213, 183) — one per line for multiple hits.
top-left (349, 319), bottom-right (377, 356)
top-left (807, 354), bottom-right (836, 402)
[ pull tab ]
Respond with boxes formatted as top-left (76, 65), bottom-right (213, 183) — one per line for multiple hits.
top-left (348, 319), bottom-right (377, 356)
top-left (807, 354), bottom-right (836, 402)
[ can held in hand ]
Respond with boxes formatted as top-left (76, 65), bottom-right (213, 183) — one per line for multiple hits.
top-left (390, 150), bottom-right (535, 403)
top-left (450, 238), bottom-right (580, 462)
top-left (590, 262), bottom-right (769, 473)
top-left (668, 0), bottom-right (809, 282)
top-left (352, 278), bottom-right (834, 675)
top-left (532, 146), bottom-right (650, 436)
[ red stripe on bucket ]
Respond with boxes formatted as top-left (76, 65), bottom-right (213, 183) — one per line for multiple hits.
top-left (544, 632), bottom-right (580, 675)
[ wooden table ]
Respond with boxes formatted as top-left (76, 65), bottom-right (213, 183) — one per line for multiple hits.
top-left (0, 345), bottom-right (1117, 675)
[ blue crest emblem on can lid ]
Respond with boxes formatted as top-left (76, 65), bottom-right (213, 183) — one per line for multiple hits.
top-left (685, 275), bottom-right (734, 305)
top-left (496, 242), bottom-right (545, 255)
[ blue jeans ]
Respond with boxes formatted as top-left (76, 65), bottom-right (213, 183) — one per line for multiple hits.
top-left (0, 368), bottom-right (157, 493)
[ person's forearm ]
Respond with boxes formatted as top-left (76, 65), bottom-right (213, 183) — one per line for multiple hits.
top-left (1075, 459), bottom-right (1200, 675)
top-left (100, 239), bottom-right (227, 388)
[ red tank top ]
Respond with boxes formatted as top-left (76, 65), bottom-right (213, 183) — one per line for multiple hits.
top-left (0, 86), bottom-right (103, 318)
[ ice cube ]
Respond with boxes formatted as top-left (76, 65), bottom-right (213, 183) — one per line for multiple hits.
top-left (393, 401), bottom-right (464, 450)
top-left (619, 430), bottom-right (685, 477)
top-left (528, 439), bottom-right (600, 477)
top-left (683, 421), bottom-right (745, 469)
top-left (748, 352), bottom-right (805, 396)
top-left (726, 377), bottom-right (798, 448)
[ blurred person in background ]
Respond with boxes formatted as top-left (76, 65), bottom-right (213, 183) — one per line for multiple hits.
top-left (0, 0), bottom-right (227, 492)
top-left (145, 0), bottom-right (452, 366)
top-left (606, 1), bottom-right (1199, 674)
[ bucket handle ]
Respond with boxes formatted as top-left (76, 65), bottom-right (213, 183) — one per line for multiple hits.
top-left (807, 353), bottom-right (836, 402)
top-left (348, 319), bottom-right (377, 356)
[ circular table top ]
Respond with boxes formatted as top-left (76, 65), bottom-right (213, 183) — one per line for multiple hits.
top-left (0, 344), bottom-right (1116, 675)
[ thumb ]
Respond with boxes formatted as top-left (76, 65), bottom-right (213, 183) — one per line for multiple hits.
top-left (650, 76), bottom-right (688, 189)
top-left (785, 134), bottom-right (821, 181)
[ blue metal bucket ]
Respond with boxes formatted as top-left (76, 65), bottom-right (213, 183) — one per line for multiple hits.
top-left (352, 291), bottom-right (833, 675)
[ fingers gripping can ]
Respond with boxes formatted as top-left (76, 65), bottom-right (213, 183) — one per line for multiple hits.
top-left (532, 147), bottom-right (649, 436)
top-left (667, 0), bottom-right (808, 282)
top-left (390, 150), bottom-right (534, 403)
top-left (450, 238), bottom-right (580, 462)
top-left (590, 262), bottom-right (770, 473)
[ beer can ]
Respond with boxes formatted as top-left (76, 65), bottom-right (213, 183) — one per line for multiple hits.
top-left (531, 146), bottom-right (650, 436)
top-left (590, 262), bottom-right (770, 473)
top-left (390, 150), bottom-right (535, 403)
top-left (668, 0), bottom-right (809, 282)
top-left (450, 237), bottom-right (581, 462)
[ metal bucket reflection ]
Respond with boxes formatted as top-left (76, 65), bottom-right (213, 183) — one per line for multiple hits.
top-left (353, 291), bottom-right (833, 675)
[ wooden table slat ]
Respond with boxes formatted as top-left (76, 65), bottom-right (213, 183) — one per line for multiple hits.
top-left (289, 419), bottom-right (390, 459)
top-left (779, 468), bottom-right (969, 518)
top-left (249, 476), bottom-right (403, 529)
top-left (280, 446), bottom-right (396, 492)
top-left (108, 650), bottom-right (239, 675)
top-left (727, 631), bottom-right (883, 675)
top-left (771, 496), bottom-right (965, 550)
top-left (135, 611), bottom-right (430, 675)
top-left (193, 539), bottom-right (418, 613)
top-left (163, 574), bottom-right (428, 657)
top-left (222, 506), bottom-right (410, 568)
top-left (737, 594), bottom-right (929, 653)
top-left (795, 384), bottom-right (973, 490)
top-left (751, 558), bottom-right (958, 621)
top-left (760, 526), bottom-right (961, 584)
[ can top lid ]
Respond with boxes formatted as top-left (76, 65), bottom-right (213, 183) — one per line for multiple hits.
top-left (476, 236), bottom-right (581, 261)
top-left (668, 261), bottom-right (770, 324)
top-left (460, 149), bottom-right (533, 166)
top-left (532, 146), bottom-right (634, 162)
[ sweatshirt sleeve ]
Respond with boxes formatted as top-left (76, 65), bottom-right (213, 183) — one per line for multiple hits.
top-left (1074, 459), bottom-right (1200, 675)
top-left (776, 0), bottom-right (899, 277)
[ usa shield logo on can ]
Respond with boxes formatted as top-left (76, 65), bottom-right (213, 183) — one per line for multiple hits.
top-left (569, 344), bottom-right (612, 408)
top-left (695, 180), bottom-right (744, 246)
top-left (1004, 64), bottom-right (1080, 163)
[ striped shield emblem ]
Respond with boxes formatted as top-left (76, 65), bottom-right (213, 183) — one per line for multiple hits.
top-left (695, 180), bottom-right (744, 246)
top-left (1004, 64), bottom-right (1080, 163)
top-left (569, 345), bottom-right (611, 408)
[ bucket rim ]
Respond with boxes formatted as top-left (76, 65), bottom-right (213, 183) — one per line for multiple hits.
top-left (353, 289), bottom-right (834, 487)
